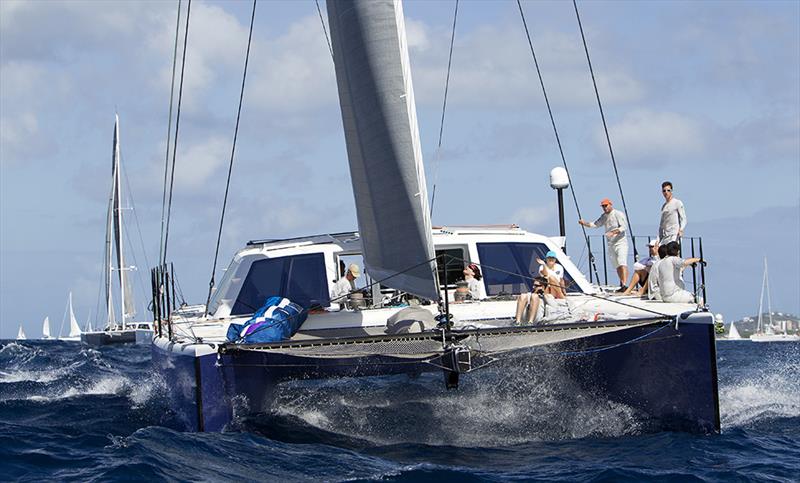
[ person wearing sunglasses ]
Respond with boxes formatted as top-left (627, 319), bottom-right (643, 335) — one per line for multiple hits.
top-left (658, 181), bottom-right (687, 244)
top-left (579, 198), bottom-right (630, 291)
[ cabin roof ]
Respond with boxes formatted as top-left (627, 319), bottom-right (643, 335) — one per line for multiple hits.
top-left (246, 225), bottom-right (529, 249)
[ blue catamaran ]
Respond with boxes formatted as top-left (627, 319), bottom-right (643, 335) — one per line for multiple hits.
top-left (151, 0), bottom-right (719, 434)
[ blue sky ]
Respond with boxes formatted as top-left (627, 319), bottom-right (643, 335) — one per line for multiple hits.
top-left (1, 0), bottom-right (798, 338)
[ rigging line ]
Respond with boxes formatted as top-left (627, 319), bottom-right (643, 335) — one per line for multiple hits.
top-left (515, 0), bottom-right (600, 283)
top-left (121, 215), bottom-right (150, 317)
top-left (429, 0), bottom-right (459, 218)
top-left (572, 0), bottom-right (637, 261)
top-left (205, 0), bottom-right (258, 315)
top-left (120, 159), bottom-right (152, 271)
top-left (314, 0), bottom-right (334, 61)
top-left (159, 0), bottom-right (182, 268)
top-left (162, 0), bottom-right (192, 267)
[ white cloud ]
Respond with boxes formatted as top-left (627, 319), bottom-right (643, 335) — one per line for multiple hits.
top-left (174, 136), bottom-right (230, 190)
top-left (601, 109), bottom-right (705, 165)
top-left (511, 205), bottom-right (553, 231)
top-left (246, 15), bottom-right (338, 112)
top-left (0, 111), bottom-right (39, 165)
top-left (409, 22), bottom-right (645, 109)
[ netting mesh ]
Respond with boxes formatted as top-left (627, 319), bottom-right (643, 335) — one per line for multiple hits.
top-left (234, 322), bottom-right (652, 359)
top-left (461, 323), bottom-right (650, 354)
top-left (248, 336), bottom-right (446, 359)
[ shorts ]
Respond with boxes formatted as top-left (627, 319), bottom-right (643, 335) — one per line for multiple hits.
top-left (608, 240), bottom-right (628, 268)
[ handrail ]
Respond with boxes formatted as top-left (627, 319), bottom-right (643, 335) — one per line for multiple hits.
top-left (586, 235), bottom-right (708, 305)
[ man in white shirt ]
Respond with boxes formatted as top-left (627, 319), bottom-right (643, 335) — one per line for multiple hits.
top-left (330, 263), bottom-right (360, 302)
top-left (579, 198), bottom-right (629, 291)
top-left (658, 181), bottom-right (687, 244)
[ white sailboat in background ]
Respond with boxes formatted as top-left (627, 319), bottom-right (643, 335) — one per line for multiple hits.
top-left (81, 114), bottom-right (153, 345)
top-left (42, 316), bottom-right (52, 340)
top-left (750, 258), bottom-right (799, 342)
top-left (16, 326), bottom-right (26, 340)
top-left (727, 321), bottom-right (743, 340)
top-left (58, 292), bottom-right (82, 342)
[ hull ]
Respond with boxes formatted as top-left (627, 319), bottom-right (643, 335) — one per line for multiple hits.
top-left (153, 313), bottom-right (720, 434)
top-left (82, 329), bottom-right (153, 346)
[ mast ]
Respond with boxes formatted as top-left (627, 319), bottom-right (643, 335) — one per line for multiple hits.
top-left (757, 257), bottom-right (765, 334)
top-left (765, 258), bottom-right (773, 331)
top-left (113, 114), bottom-right (126, 329)
top-left (105, 124), bottom-right (116, 329)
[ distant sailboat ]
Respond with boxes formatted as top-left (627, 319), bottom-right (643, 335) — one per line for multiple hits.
top-left (42, 316), bottom-right (52, 340)
top-left (81, 114), bottom-right (153, 346)
top-left (750, 258), bottom-right (799, 342)
top-left (17, 326), bottom-right (26, 340)
top-left (59, 292), bottom-right (82, 342)
top-left (728, 322), bottom-right (742, 340)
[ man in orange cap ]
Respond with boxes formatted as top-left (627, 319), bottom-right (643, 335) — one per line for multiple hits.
top-left (579, 198), bottom-right (629, 291)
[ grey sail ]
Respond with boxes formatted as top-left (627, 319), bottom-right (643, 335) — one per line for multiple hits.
top-left (327, 0), bottom-right (439, 301)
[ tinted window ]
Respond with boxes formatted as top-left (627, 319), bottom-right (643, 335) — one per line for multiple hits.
top-left (231, 253), bottom-right (329, 315)
top-left (476, 243), bottom-right (580, 295)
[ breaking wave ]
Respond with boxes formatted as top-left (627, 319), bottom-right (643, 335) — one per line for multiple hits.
top-left (0, 341), bottom-right (163, 408)
top-left (719, 343), bottom-right (800, 428)
top-left (253, 356), bottom-right (642, 447)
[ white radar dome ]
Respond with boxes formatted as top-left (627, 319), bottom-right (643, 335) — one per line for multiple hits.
top-left (549, 167), bottom-right (569, 189)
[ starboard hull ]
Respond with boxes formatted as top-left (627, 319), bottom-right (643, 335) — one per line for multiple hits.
top-left (153, 312), bottom-right (720, 435)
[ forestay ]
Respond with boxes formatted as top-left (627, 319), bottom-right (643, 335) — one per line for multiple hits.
top-left (327, 0), bottom-right (439, 301)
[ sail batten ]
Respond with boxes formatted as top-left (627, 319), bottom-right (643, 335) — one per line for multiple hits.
top-left (327, 0), bottom-right (439, 301)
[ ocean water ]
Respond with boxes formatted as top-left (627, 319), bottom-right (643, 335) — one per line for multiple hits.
top-left (1, 340), bottom-right (798, 482)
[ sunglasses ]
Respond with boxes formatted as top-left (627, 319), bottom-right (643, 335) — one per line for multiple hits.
top-left (601, 204), bottom-right (610, 208)
top-left (662, 189), bottom-right (672, 193)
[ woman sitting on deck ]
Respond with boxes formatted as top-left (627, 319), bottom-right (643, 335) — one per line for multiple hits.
top-left (515, 277), bottom-right (547, 325)
top-left (536, 251), bottom-right (566, 299)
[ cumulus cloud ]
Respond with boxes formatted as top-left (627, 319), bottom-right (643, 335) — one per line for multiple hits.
top-left (409, 22), bottom-right (645, 109)
top-left (245, 15), bottom-right (338, 112)
top-left (173, 136), bottom-right (230, 190)
top-left (511, 205), bottom-right (554, 231)
top-left (601, 109), bottom-right (706, 165)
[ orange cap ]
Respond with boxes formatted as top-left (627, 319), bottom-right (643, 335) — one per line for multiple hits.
top-left (600, 198), bottom-right (612, 206)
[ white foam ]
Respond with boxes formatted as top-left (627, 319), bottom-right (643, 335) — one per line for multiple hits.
top-left (719, 346), bottom-right (800, 429)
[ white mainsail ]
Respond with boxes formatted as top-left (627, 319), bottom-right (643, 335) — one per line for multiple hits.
top-left (17, 326), bottom-right (26, 340)
top-left (327, 0), bottom-right (439, 302)
top-left (728, 322), bottom-right (741, 340)
top-left (68, 292), bottom-right (82, 338)
top-left (42, 316), bottom-right (51, 339)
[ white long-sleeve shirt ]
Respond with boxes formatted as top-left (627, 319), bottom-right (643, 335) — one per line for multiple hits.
top-left (659, 198), bottom-right (687, 242)
top-left (587, 209), bottom-right (627, 245)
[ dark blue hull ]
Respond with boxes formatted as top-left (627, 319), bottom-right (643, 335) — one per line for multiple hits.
top-left (152, 316), bottom-right (719, 434)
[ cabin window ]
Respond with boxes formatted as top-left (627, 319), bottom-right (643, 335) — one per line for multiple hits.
top-left (476, 242), bottom-right (580, 296)
top-left (435, 248), bottom-right (465, 287)
top-left (231, 253), bottom-right (330, 315)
